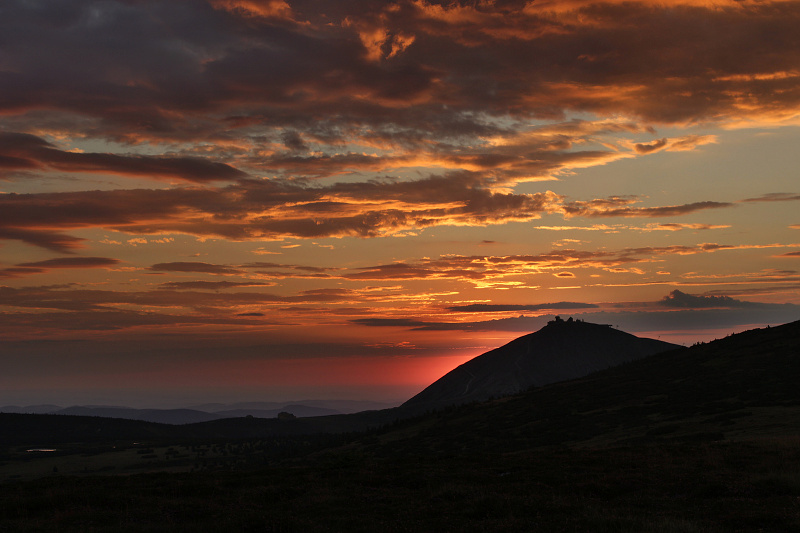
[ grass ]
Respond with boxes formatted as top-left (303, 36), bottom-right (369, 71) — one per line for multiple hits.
top-left (2, 437), bottom-right (800, 531)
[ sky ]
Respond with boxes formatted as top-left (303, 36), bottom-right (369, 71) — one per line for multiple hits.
top-left (1, 0), bottom-right (800, 408)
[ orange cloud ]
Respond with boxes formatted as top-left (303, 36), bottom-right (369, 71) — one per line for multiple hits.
top-left (209, 0), bottom-right (294, 20)
top-left (647, 223), bottom-right (731, 231)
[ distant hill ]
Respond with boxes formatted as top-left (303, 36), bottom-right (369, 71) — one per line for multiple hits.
top-left (0, 402), bottom-right (361, 425)
top-left (52, 407), bottom-right (222, 425)
top-left (0, 404), bottom-right (62, 414)
top-left (402, 317), bottom-right (679, 412)
top-left (382, 319), bottom-right (800, 451)
top-left (49, 404), bottom-right (342, 424)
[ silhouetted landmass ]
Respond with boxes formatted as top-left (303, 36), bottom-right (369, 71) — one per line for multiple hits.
top-left (384, 318), bottom-right (800, 450)
top-left (402, 316), bottom-right (678, 411)
top-left (1, 320), bottom-right (800, 530)
top-left (52, 407), bottom-right (222, 425)
top-left (51, 404), bottom-right (341, 424)
top-left (1, 402), bottom-right (364, 424)
top-left (0, 408), bottom-right (397, 447)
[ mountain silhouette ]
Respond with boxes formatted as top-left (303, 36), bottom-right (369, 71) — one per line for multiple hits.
top-left (402, 316), bottom-right (678, 411)
top-left (386, 318), bottom-right (800, 449)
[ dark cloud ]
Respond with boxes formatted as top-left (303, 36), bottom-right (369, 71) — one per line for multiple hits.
top-left (447, 302), bottom-right (599, 313)
top-left (241, 262), bottom-right (336, 273)
top-left (296, 288), bottom-right (355, 301)
top-left (634, 138), bottom-right (668, 154)
top-left (149, 262), bottom-right (244, 275)
top-left (658, 289), bottom-right (759, 309)
top-left (741, 193), bottom-right (800, 203)
top-left (1, 256), bottom-right (120, 279)
top-left (159, 281), bottom-right (274, 290)
top-left (16, 257), bottom-right (120, 269)
top-left (280, 130), bottom-right (307, 151)
top-left (563, 197), bottom-right (734, 218)
top-left (351, 318), bottom-right (431, 328)
top-left (351, 315), bottom-right (553, 332)
top-left (0, 227), bottom-right (86, 253)
top-left (0, 132), bottom-right (245, 183)
top-left (2, 0), bottom-right (797, 150)
top-left (0, 308), bottom-right (276, 332)
top-left (0, 284), bottom-right (356, 316)
top-left (409, 315), bottom-right (551, 332)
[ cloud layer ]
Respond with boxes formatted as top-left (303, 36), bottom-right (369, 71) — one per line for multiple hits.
top-left (2, 0), bottom-right (799, 251)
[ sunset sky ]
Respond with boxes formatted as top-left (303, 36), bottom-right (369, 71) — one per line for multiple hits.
top-left (2, 0), bottom-right (800, 408)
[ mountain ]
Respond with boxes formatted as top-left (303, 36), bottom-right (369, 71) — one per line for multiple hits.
top-left (205, 404), bottom-right (342, 419)
top-left (402, 316), bottom-right (679, 412)
top-left (0, 404), bottom-right (62, 414)
top-left (384, 319), bottom-right (800, 451)
top-left (52, 407), bottom-right (221, 425)
top-left (49, 404), bottom-right (345, 424)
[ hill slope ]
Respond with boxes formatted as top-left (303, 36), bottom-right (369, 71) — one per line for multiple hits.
top-left (382, 319), bottom-right (800, 453)
top-left (402, 317), bottom-right (678, 411)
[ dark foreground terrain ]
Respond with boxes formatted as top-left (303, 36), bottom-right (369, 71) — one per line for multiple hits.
top-left (3, 438), bottom-right (799, 532)
top-left (2, 320), bottom-right (799, 531)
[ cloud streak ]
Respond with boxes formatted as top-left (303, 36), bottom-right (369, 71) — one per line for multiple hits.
top-left (0, 256), bottom-right (120, 279)
top-left (0, 133), bottom-right (246, 183)
top-left (0, 177), bottom-right (754, 252)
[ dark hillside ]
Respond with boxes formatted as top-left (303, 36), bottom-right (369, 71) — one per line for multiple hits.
top-left (379, 320), bottom-right (800, 453)
top-left (0, 408), bottom-right (397, 447)
top-left (0, 413), bottom-right (182, 447)
top-left (403, 317), bottom-right (678, 412)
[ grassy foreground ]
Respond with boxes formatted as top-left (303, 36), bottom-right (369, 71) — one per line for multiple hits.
top-left (2, 436), bottom-right (800, 532)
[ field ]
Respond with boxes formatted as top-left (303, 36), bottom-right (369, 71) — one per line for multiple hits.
top-left (2, 435), bottom-right (800, 532)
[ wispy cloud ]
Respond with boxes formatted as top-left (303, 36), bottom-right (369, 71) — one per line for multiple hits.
top-left (0, 133), bottom-right (246, 183)
top-left (0, 256), bottom-right (120, 279)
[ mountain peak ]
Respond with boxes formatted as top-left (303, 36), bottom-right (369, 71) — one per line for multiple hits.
top-left (402, 320), bottom-right (678, 412)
